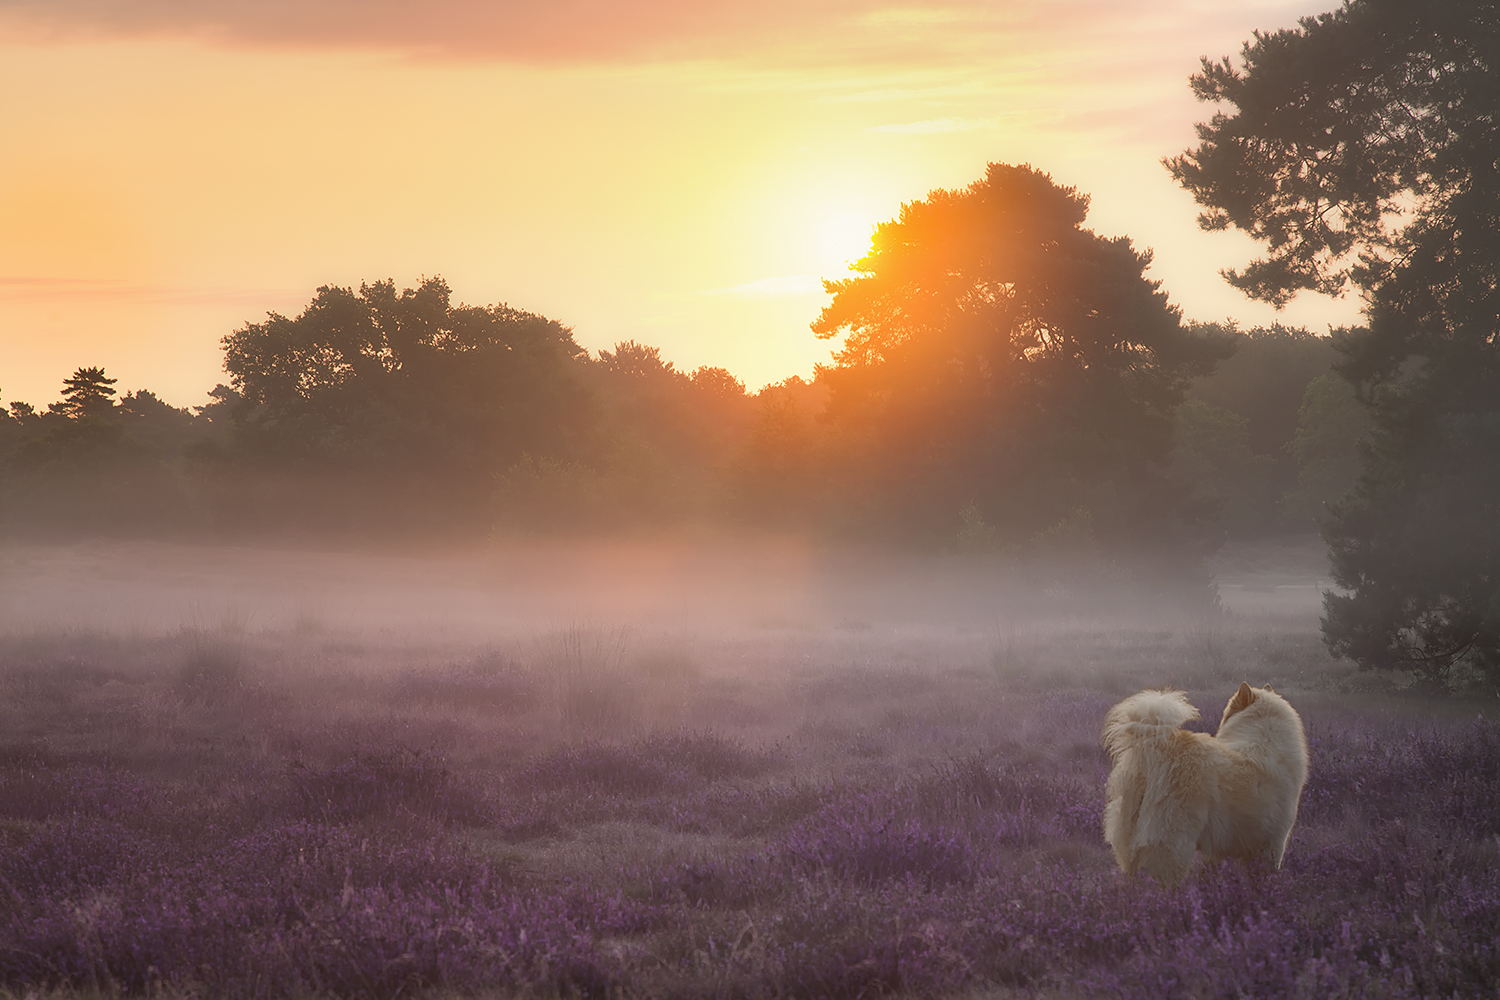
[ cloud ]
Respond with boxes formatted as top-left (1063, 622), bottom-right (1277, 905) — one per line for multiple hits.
top-left (0, 276), bottom-right (123, 287)
top-left (858, 7), bottom-right (968, 27)
top-left (816, 81), bottom-right (993, 104)
top-left (0, 276), bottom-right (129, 302)
top-left (868, 116), bottom-right (998, 133)
top-left (0, 0), bottom-right (1203, 67)
top-left (0, 275), bottom-right (291, 307)
top-left (0, 0), bottom-right (911, 62)
top-left (703, 275), bottom-right (823, 297)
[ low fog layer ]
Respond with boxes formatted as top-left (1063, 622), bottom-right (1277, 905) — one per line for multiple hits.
top-left (0, 538), bottom-right (1331, 642)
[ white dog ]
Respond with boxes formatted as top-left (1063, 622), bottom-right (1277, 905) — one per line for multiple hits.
top-left (1102, 682), bottom-right (1309, 887)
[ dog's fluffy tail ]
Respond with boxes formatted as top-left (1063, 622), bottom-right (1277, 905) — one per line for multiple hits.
top-left (1101, 689), bottom-right (1202, 886)
top-left (1102, 688), bottom-right (1198, 759)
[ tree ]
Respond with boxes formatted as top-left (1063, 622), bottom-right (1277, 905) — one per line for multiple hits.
top-left (689, 366), bottom-right (746, 399)
top-left (58, 367), bottom-right (118, 420)
top-left (219, 277), bottom-right (599, 532)
top-left (223, 278), bottom-right (592, 465)
top-left (811, 162), bottom-right (1233, 550)
top-left (1169, 398), bottom-right (1276, 536)
top-left (1186, 324), bottom-right (1339, 460)
top-left (595, 341), bottom-right (687, 384)
top-left (1168, 0), bottom-right (1500, 686)
top-left (0, 369), bottom-right (193, 533)
top-left (117, 389), bottom-right (200, 453)
top-left (1183, 323), bottom-right (1344, 532)
top-left (16, 367), bottom-right (132, 465)
top-left (1282, 372), bottom-right (1374, 525)
top-left (581, 343), bottom-right (757, 502)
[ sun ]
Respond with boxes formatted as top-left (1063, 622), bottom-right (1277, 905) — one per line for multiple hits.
top-left (815, 208), bottom-right (879, 272)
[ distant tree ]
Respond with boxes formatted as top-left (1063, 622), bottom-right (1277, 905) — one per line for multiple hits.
top-left (1186, 324), bottom-right (1339, 457)
top-left (685, 366), bottom-right (755, 465)
top-left (1183, 323), bottom-right (1343, 532)
top-left (116, 389), bottom-right (200, 454)
top-left (224, 278), bottom-right (590, 457)
top-left (492, 344), bottom-right (761, 534)
top-left (1169, 398), bottom-right (1276, 536)
top-left (1282, 372), bottom-right (1374, 525)
top-left (811, 162), bottom-right (1234, 549)
top-left (730, 376), bottom-right (829, 528)
top-left (582, 343), bottom-right (755, 504)
top-left (58, 367), bottom-right (118, 420)
top-left (744, 378), bottom-right (817, 481)
top-left (218, 277), bottom-right (599, 533)
top-left (1169, 0), bottom-right (1500, 686)
top-left (13, 367), bottom-right (132, 466)
top-left (596, 341), bottom-right (687, 384)
top-left (0, 369), bottom-right (193, 534)
top-left (0, 392), bottom-right (20, 453)
top-left (689, 366), bottom-right (746, 399)
top-left (588, 340), bottom-right (690, 460)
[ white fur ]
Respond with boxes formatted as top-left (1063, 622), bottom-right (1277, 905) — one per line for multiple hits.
top-left (1102, 683), bottom-right (1309, 887)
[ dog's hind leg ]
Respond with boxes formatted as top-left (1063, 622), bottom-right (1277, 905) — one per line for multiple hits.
top-left (1135, 842), bottom-right (1194, 888)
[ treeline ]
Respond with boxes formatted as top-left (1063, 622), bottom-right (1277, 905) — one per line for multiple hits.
top-left (1176, 323), bottom-right (1371, 539)
top-left (0, 317), bottom-right (1367, 551)
top-left (0, 175), bottom-right (1370, 559)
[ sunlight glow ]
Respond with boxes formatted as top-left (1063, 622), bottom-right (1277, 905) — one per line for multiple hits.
top-left (816, 209), bottom-right (880, 271)
top-left (0, 3), bottom-right (1370, 406)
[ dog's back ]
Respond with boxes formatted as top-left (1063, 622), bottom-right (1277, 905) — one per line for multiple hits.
top-left (1203, 684), bottom-right (1310, 868)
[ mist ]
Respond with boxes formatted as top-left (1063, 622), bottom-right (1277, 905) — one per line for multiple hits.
top-left (0, 533), bottom-right (1324, 643)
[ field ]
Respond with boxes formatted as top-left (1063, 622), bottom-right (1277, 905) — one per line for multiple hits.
top-left (1, 540), bottom-right (1496, 998)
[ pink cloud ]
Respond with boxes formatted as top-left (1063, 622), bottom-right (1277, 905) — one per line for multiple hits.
top-left (0, 0), bottom-right (1236, 67)
top-left (0, 0), bottom-right (902, 61)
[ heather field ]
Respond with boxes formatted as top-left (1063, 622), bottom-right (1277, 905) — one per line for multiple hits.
top-left (1, 541), bottom-right (1497, 999)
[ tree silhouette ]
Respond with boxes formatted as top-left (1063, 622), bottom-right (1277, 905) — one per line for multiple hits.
top-left (811, 162), bottom-right (1233, 548)
top-left (1169, 0), bottom-right (1500, 686)
top-left (59, 367), bottom-right (118, 420)
top-left (222, 277), bottom-right (593, 470)
top-left (216, 278), bottom-right (599, 532)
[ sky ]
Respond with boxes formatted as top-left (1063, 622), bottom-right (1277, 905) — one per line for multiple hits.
top-left (0, 0), bottom-right (1364, 409)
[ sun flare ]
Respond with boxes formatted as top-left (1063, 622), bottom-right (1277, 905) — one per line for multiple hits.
top-left (816, 208), bottom-right (879, 272)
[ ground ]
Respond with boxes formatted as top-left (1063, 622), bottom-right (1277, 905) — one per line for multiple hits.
top-left (0, 538), bottom-right (1495, 998)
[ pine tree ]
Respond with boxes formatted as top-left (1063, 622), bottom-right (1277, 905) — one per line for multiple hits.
top-left (59, 367), bottom-right (118, 420)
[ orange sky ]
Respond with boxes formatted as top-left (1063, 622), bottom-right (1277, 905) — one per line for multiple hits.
top-left (0, 0), bottom-right (1361, 409)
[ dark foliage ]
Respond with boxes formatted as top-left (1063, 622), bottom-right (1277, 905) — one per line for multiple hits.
top-left (0, 368), bottom-right (197, 536)
top-left (57, 366), bottom-right (117, 421)
top-left (1165, 0), bottom-right (1496, 306)
top-left (1180, 324), bottom-right (1341, 533)
top-left (1319, 353), bottom-right (1500, 686)
top-left (1188, 325), bottom-right (1339, 461)
top-left (1174, 324), bottom-right (1379, 535)
top-left (218, 277), bottom-right (597, 532)
top-left (494, 343), bottom-right (758, 534)
top-left (1283, 370), bottom-right (1375, 524)
top-left (811, 163), bottom-right (1235, 553)
top-left (1169, 0), bottom-right (1500, 685)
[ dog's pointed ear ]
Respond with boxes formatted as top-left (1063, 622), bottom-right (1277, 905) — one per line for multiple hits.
top-left (1226, 681), bottom-right (1256, 717)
